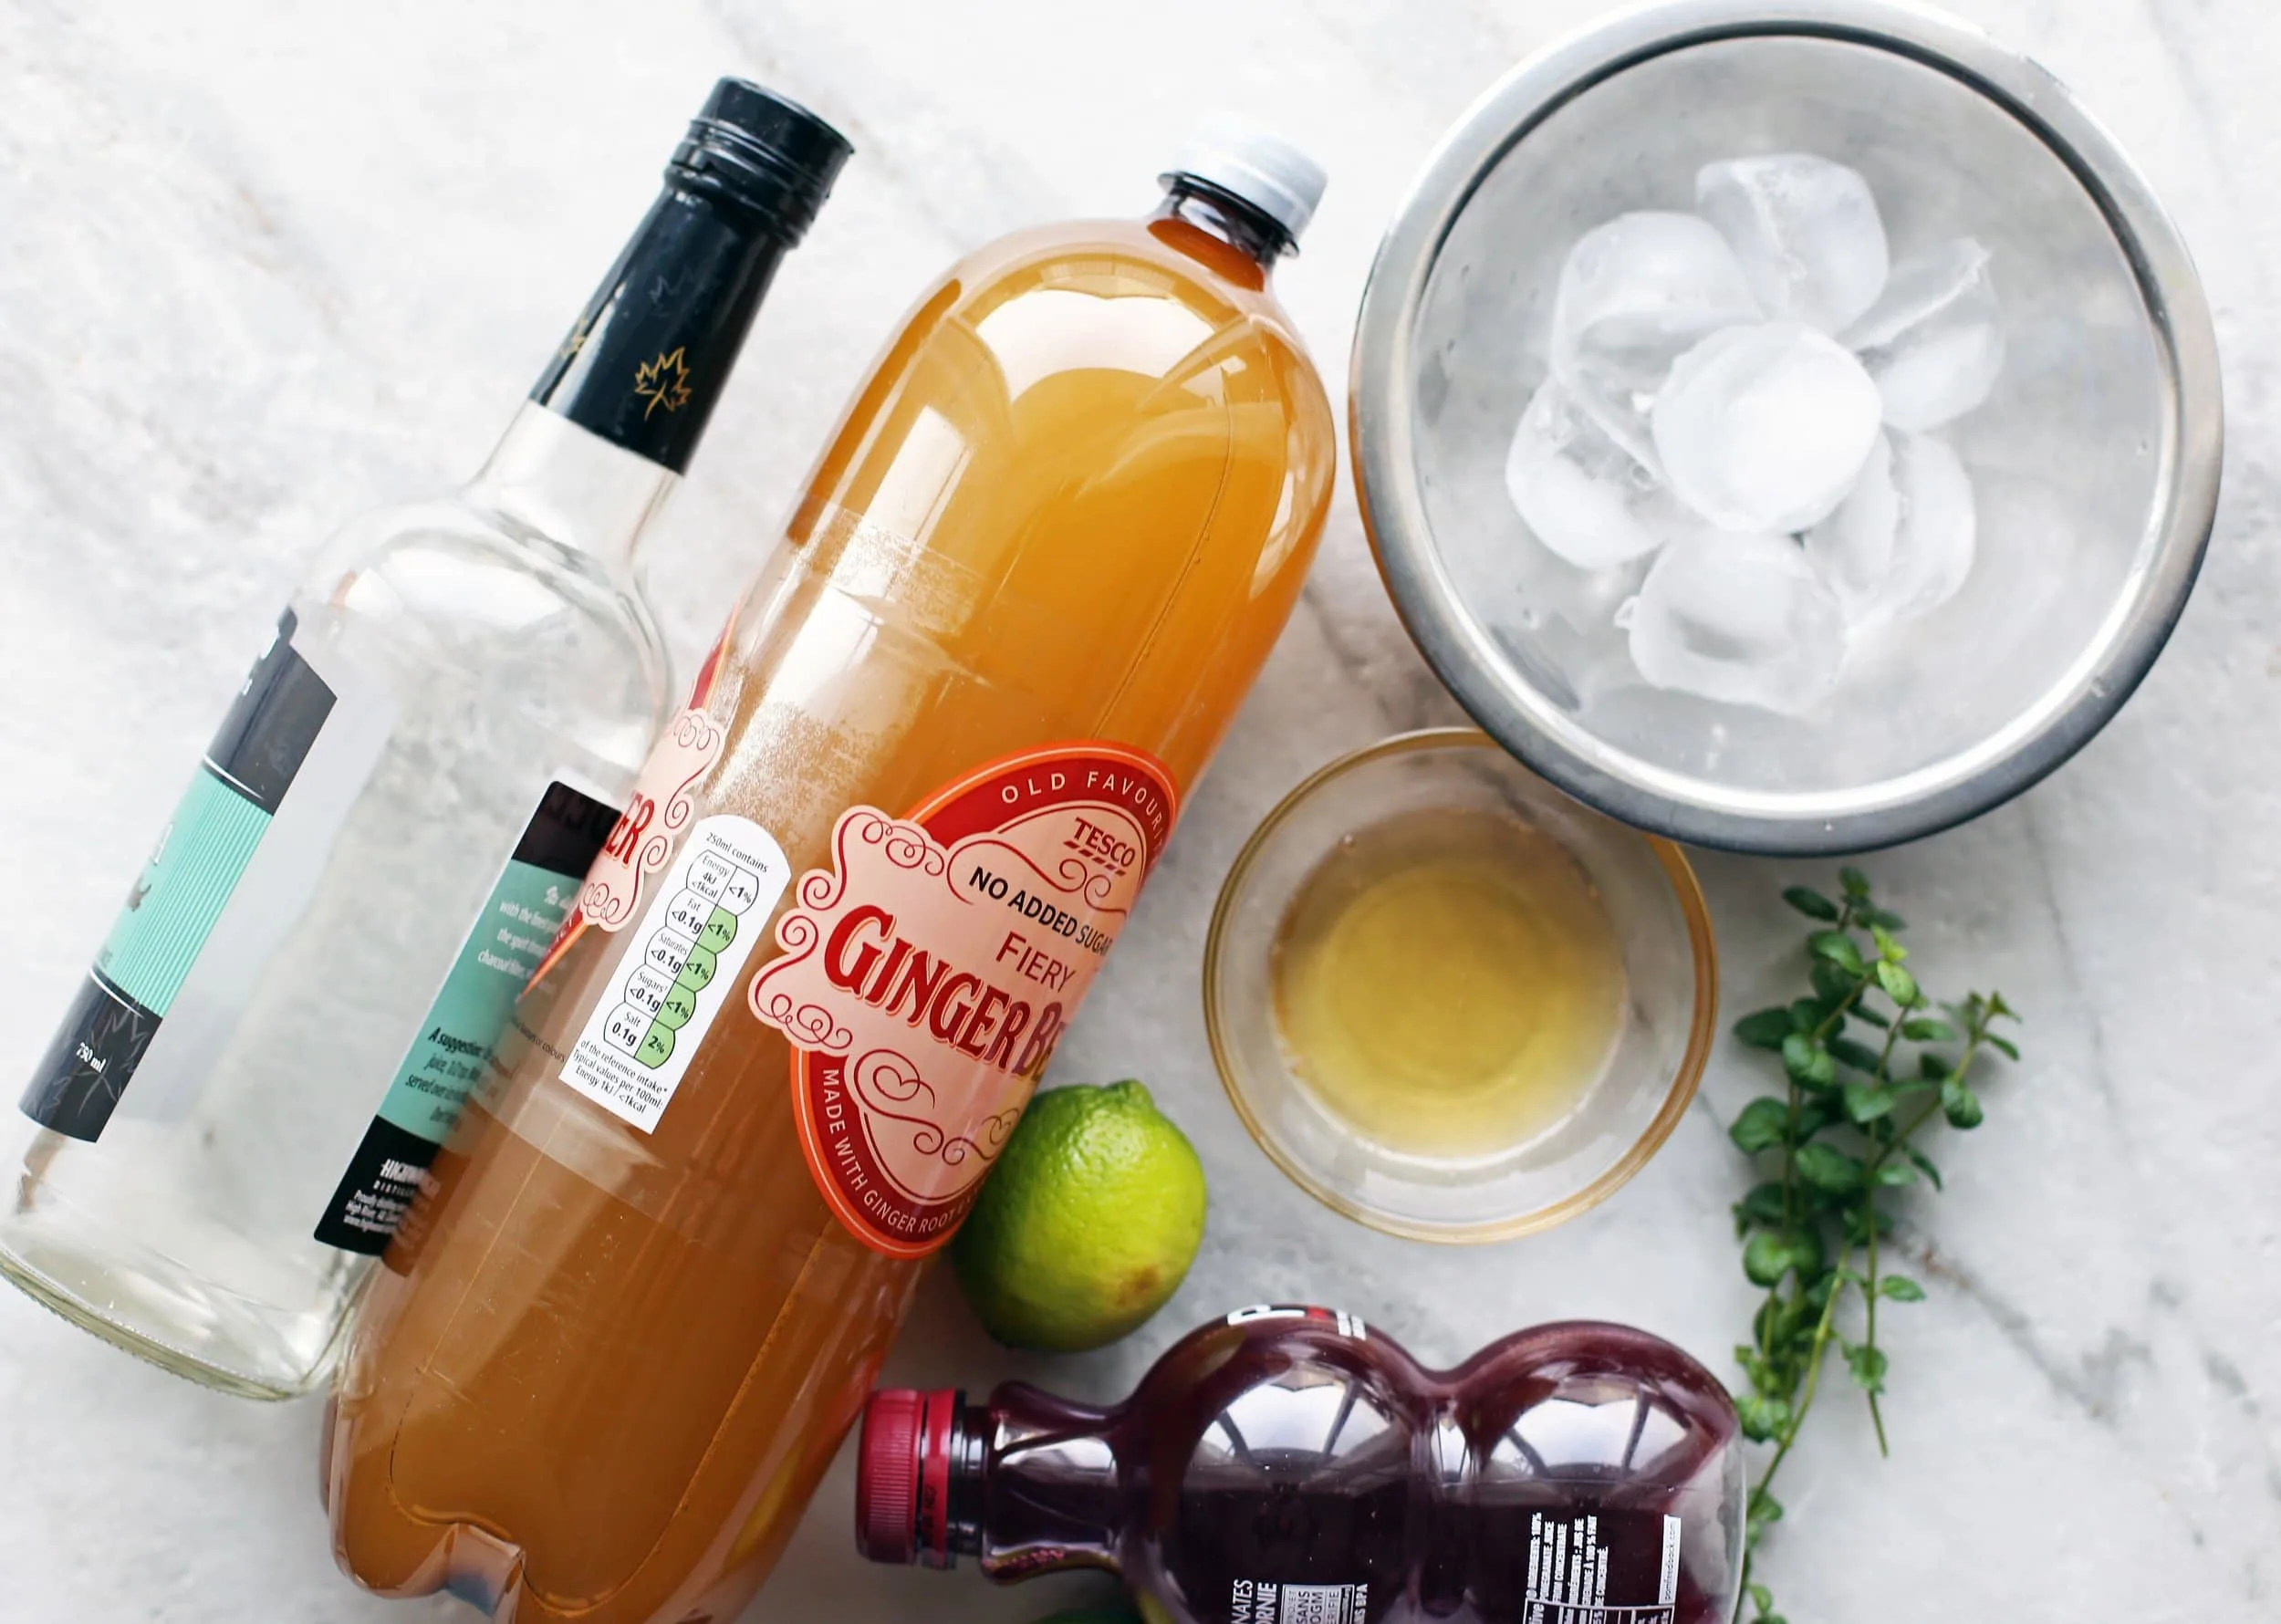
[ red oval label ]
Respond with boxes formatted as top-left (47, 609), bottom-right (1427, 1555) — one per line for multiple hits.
top-left (749, 742), bottom-right (1179, 1257)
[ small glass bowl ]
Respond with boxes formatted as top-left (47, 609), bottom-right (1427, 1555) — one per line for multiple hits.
top-left (1203, 729), bottom-right (1717, 1243)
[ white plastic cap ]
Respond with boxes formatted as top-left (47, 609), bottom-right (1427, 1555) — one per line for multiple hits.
top-left (1162, 115), bottom-right (1328, 246)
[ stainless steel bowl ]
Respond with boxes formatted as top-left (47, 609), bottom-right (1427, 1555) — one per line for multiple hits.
top-left (1351, 0), bottom-right (2223, 853)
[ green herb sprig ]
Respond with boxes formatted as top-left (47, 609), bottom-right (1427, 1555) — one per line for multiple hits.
top-left (1726, 867), bottom-right (2019, 1624)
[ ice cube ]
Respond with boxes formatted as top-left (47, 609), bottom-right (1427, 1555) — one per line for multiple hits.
top-left (1550, 211), bottom-right (1762, 469)
top-left (1505, 377), bottom-right (1691, 569)
top-left (1623, 530), bottom-right (1848, 714)
top-left (1843, 238), bottom-right (2005, 431)
top-left (1806, 430), bottom-right (1976, 629)
top-left (1695, 154), bottom-right (1889, 333)
top-left (1805, 432), bottom-right (1899, 618)
top-left (1651, 322), bottom-right (1884, 533)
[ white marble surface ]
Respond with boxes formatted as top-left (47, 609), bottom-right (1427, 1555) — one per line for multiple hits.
top-left (1, 0), bottom-right (2276, 1619)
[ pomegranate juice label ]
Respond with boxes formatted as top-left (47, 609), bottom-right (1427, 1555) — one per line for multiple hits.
top-left (1229, 1581), bottom-right (1369, 1624)
top-left (751, 742), bottom-right (1178, 1257)
top-left (1521, 1510), bottom-right (1684, 1623)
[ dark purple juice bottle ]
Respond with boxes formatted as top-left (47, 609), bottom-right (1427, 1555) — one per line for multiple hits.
top-left (857, 1306), bottom-right (1744, 1623)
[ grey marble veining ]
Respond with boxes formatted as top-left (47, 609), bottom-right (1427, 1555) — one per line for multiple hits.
top-left (1, 0), bottom-right (2276, 1619)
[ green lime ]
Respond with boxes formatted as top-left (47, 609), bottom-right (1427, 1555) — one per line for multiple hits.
top-left (952, 1080), bottom-right (1206, 1353)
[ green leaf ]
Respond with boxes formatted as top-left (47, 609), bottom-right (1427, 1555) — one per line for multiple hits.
top-left (1730, 1098), bottom-right (1794, 1154)
top-left (1919, 1051), bottom-right (1954, 1081)
top-left (1901, 1016), bottom-right (1958, 1041)
top-left (1828, 1036), bottom-right (1885, 1074)
top-left (1743, 1232), bottom-right (1798, 1287)
top-left (1876, 960), bottom-right (1922, 1007)
top-left (1906, 1146), bottom-right (1943, 1190)
top-left (1734, 1182), bottom-right (1790, 1231)
top-left (1734, 1007), bottom-right (1796, 1051)
top-left (1782, 885), bottom-right (1841, 921)
top-left (1838, 866), bottom-right (1871, 899)
top-left (1809, 959), bottom-right (1859, 1007)
top-left (1941, 1077), bottom-right (1984, 1129)
top-left (1749, 1485), bottom-right (1786, 1525)
top-left (1810, 931), bottom-right (1867, 974)
top-left (1802, 1177), bottom-right (1858, 1213)
top-left (1734, 1392), bottom-right (1792, 1442)
top-left (1782, 1033), bottom-right (1838, 1088)
top-left (1843, 1081), bottom-right (1899, 1123)
top-left (1796, 1142), bottom-right (1866, 1193)
top-left (1988, 1034), bottom-right (2021, 1061)
top-left (1748, 1586), bottom-right (1775, 1615)
top-left (1841, 1203), bottom-right (1896, 1245)
top-left (1873, 1159), bottom-right (1919, 1186)
top-left (1870, 922), bottom-right (1907, 962)
top-left (1846, 1342), bottom-right (1890, 1393)
top-left (1988, 992), bottom-right (2018, 1021)
top-left (1881, 1275), bottom-right (1927, 1302)
top-left (1789, 996), bottom-right (1829, 1034)
top-left (1861, 905), bottom-right (1908, 932)
top-left (1795, 1221), bottom-right (1829, 1280)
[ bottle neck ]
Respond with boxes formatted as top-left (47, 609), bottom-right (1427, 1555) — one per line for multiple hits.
top-left (1155, 179), bottom-right (1295, 269)
top-left (954, 1387), bottom-right (1123, 1578)
top-left (527, 182), bottom-right (797, 474)
top-left (460, 401), bottom-right (676, 576)
top-left (477, 175), bottom-right (800, 574)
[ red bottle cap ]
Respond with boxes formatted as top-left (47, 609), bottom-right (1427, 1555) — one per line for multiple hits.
top-left (856, 1387), bottom-right (961, 1565)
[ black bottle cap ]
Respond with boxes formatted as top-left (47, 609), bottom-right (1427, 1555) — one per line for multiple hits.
top-left (669, 78), bottom-right (852, 241)
top-left (529, 78), bottom-right (851, 471)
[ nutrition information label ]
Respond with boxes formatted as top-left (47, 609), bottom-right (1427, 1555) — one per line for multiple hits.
top-left (560, 815), bottom-right (788, 1131)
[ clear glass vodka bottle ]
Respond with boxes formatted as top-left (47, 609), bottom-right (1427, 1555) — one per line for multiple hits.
top-left (0, 79), bottom-right (851, 1398)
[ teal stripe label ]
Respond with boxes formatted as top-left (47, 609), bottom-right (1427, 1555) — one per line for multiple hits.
top-left (375, 855), bottom-right (578, 1142)
top-left (95, 766), bottom-right (272, 1016)
top-left (24, 611), bottom-right (339, 1140)
top-left (313, 779), bottom-right (620, 1253)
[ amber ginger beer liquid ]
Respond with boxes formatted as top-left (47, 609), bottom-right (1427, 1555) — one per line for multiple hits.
top-left (325, 130), bottom-right (1336, 1623)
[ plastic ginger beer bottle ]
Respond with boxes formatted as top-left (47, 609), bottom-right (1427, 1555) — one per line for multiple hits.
top-left (325, 122), bottom-right (1337, 1622)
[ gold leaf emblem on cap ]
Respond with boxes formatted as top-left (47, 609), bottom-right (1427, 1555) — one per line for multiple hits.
top-left (633, 348), bottom-right (694, 419)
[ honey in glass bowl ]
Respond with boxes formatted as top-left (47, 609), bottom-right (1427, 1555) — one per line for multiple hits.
top-left (1269, 804), bottom-right (1626, 1164)
top-left (1204, 729), bottom-right (1717, 1241)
